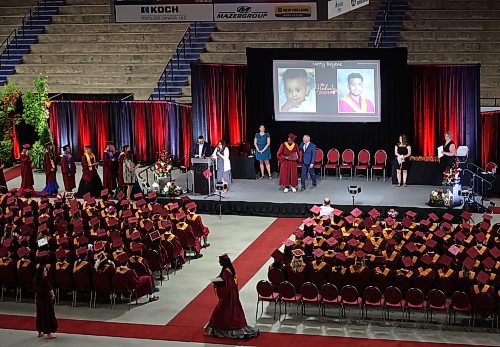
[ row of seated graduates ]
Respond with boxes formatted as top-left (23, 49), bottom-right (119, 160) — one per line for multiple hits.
top-left (268, 206), bottom-right (499, 300)
top-left (0, 188), bottom-right (210, 300)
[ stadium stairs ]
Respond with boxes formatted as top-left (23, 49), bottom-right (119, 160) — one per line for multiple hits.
top-left (5, 0), bottom-right (198, 100)
top-left (0, 0), bottom-right (62, 86)
top-left (369, 0), bottom-right (408, 48)
top-left (149, 22), bottom-right (215, 103)
top-left (400, 0), bottom-right (500, 107)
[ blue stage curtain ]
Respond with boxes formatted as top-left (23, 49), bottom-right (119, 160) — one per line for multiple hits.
top-left (49, 100), bottom-right (192, 165)
top-left (191, 63), bottom-right (247, 147)
top-left (411, 64), bottom-right (481, 160)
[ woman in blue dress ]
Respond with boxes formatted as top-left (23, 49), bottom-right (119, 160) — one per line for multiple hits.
top-left (254, 125), bottom-right (272, 179)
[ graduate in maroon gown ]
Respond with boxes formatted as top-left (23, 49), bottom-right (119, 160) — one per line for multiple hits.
top-left (0, 158), bottom-right (7, 190)
top-left (117, 145), bottom-right (128, 194)
top-left (41, 142), bottom-right (59, 195)
top-left (205, 254), bottom-right (259, 339)
top-left (77, 145), bottom-right (103, 197)
top-left (277, 133), bottom-right (299, 193)
top-left (34, 264), bottom-right (58, 339)
top-left (102, 141), bottom-right (116, 193)
top-left (19, 144), bottom-right (35, 197)
top-left (60, 145), bottom-right (76, 191)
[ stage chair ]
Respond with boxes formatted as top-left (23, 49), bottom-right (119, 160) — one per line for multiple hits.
top-left (256, 280), bottom-right (279, 320)
top-left (363, 286), bottom-right (384, 320)
top-left (314, 148), bottom-right (324, 179)
top-left (92, 269), bottom-right (114, 309)
top-left (73, 269), bottom-right (94, 308)
top-left (340, 285), bottom-right (362, 321)
top-left (143, 248), bottom-right (169, 285)
top-left (325, 148), bottom-right (340, 178)
top-left (54, 265), bottom-right (74, 305)
top-left (405, 288), bottom-right (427, 323)
top-left (485, 162), bottom-right (497, 174)
top-left (383, 286), bottom-right (405, 321)
top-left (448, 291), bottom-right (471, 328)
top-left (0, 261), bottom-right (19, 302)
top-left (426, 289), bottom-right (448, 325)
top-left (371, 150), bottom-right (387, 181)
top-left (355, 149), bottom-right (371, 180)
top-left (339, 149), bottom-right (355, 180)
top-left (320, 283), bottom-right (341, 319)
top-left (300, 282), bottom-right (321, 321)
top-left (17, 263), bottom-right (35, 303)
top-left (278, 281), bottom-right (302, 321)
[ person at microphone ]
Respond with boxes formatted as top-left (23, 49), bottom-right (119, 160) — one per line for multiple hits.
top-left (211, 140), bottom-right (231, 193)
top-left (193, 135), bottom-right (211, 158)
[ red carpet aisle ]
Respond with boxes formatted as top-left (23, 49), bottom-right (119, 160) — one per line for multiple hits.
top-left (4, 165), bottom-right (21, 181)
top-left (0, 218), bottom-right (493, 347)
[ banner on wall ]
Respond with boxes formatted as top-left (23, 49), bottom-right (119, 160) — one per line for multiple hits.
top-left (327, 0), bottom-right (369, 19)
top-left (113, 0), bottom-right (318, 22)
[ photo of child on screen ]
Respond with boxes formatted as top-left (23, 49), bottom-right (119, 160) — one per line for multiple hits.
top-left (338, 72), bottom-right (375, 113)
top-left (279, 68), bottom-right (316, 113)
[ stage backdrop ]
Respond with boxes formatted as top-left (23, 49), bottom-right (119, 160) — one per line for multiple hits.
top-left (49, 100), bottom-right (192, 166)
top-left (246, 48), bottom-right (412, 169)
top-left (480, 110), bottom-right (500, 167)
top-left (191, 63), bottom-right (247, 146)
top-left (411, 64), bottom-right (481, 161)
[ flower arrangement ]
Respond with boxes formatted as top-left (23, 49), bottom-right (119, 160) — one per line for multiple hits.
top-left (428, 188), bottom-right (445, 206)
top-left (163, 180), bottom-right (183, 197)
top-left (0, 82), bottom-right (22, 164)
top-left (154, 149), bottom-right (173, 178)
top-left (442, 159), bottom-right (461, 186)
top-left (410, 156), bottom-right (440, 163)
top-left (387, 209), bottom-right (399, 218)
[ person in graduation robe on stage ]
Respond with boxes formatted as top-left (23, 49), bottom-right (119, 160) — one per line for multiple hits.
top-left (19, 144), bottom-right (35, 197)
top-left (0, 158), bottom-right (7, 190)
top-left (77, 145), bottom-right (103, 197)
top-left (117, 145), bottom-right (128, 194)
top-left (42, 142), bottom-right (59, 195)
top-left (205, 254), bottom-right (259, 339)
top-left (102, 141), bottom-right (116, 193)
top-left (34, 263), bottom-right (58, 339)
top-left (60, 145), bottom-right (76, 191)
top-left (277, 133), bottom-right (299, 193)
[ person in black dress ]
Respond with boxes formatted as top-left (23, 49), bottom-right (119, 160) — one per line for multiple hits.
top-left (440, 131), bottom-right (456, 171)
top-left (34, 264), bottom-right (58, 339)
top-left (394, 134), bottom-right (411, 187)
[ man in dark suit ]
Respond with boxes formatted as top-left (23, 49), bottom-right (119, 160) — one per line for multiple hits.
top-left (192, 135), bottom-right (211, 158)
top-left (299, 134), bottom-right (317, 191)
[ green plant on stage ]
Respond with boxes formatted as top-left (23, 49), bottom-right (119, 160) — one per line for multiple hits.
top-left (0, 82), bottom-right (22, 163)
top-left (0, 138), bottom-right (13, 164)
top-left (21, 74), bottom-right (51, 169)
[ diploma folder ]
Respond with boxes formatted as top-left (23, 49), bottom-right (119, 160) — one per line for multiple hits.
top-left (210, 277), bottom-right (224, 284)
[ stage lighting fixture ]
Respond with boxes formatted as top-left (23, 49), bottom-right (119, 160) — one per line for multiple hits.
top-left (348, 185), bottom-right (361, 205)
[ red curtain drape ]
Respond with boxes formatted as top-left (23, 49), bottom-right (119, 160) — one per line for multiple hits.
top-left (180, 105), bottom-right (193, 167)
top-left (411, 64), bottom-right (480, 158)
top-left (151, 102), bottom-right (169, 161)
top-left (480, 111), bottom-right (500, 167)
top-left (76, 101), bottom-right (108, 160)
top-left (48, 102), bottom-right (60, 152)
top-left (133, 103), bottom-right (148, 162)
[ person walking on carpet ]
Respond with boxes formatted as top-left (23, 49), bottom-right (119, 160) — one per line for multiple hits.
top-left (204, 254), bottom-right (259, 339)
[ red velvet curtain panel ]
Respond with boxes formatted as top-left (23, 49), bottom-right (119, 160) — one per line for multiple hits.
top-left (48, 102), bottom-right (60, 151)
top-left (133, 103), bottom-right (148, 162)
top-left (76, 101), bottom-right (108, 160)
top-left (480, 111), bottom-right (500, 167)
top-left (411, 64), bottom-right (481, 159)
top-left (151, 102), bottom-right (169, 161)
top-left (191, 64), bottom-right (247, 146)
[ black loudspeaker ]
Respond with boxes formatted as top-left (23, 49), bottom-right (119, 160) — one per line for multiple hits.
top-left (193, 163), bottom-right (209, 195)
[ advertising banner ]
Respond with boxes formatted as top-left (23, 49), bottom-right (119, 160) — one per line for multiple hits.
top-left (214, 2), bottom-right (317, 21)
top-left (328, 0), bottom-right (369, 19)
top-left (115, 3), bottom-right (213, 22)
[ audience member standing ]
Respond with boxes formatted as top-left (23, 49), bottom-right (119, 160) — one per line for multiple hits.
top-left (34, 264), bottom-right (58, 339)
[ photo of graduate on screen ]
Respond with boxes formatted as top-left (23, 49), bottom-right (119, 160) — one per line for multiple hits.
top-left (278, 68), bottom-right (316, 113)
top-left (337, 70), bottom-right (375, 113)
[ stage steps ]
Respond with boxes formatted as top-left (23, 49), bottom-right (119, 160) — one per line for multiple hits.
top-left (0, 0), bottom-right (62, 87)
top-left (5, 0), bottom-right (191, 100)
top-left (400, 0), bottom-right (500, 106)
top-left (369, 0), bottom-right (408, 48)
top-left (149, 22), bottom-right (215, 103)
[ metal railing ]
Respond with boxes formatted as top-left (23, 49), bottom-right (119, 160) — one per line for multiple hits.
top-left (481, 97), bottom-right (500, 107)
top-left (374, 0), bottom-right (393, 48)
top-left (150, 22), bottom-right (202, 101)
top-left (462, 168), bottom-right (493, 211)
top-left (0, 0), bottom-right (53, 72)
top-left (137, 164), bottom-right (156, 187)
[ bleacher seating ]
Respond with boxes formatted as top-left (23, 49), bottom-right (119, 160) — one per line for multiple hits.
top-left (260, 207), bottom-right (499, 326)
top-left (399, 0), bottom-right (500, 106)
top-left (6, 0), bottom-right (189, 100)
top-left (0, 191), bottom-right (210, 308)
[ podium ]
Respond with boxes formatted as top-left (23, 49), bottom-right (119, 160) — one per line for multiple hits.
top-left (191, 157), bottom-right (215, 195)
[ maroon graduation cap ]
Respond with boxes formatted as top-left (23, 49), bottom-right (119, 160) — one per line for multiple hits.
top-left (326, 237), bottom-right (338, 247)
top-left (283, 239), bottom-right (295, 247)
top-left (314, 225), bottom-right (325, 234)
top-left (271, 249), bottom-right (284, 261)
top-left (132, 243), bottom-right (144, 253)
top-left (405, 210), bottom-right (417, 219)
top-left (489, 246), bottom-right (500, 259)
top-left (117, 252), bottom-right (128, 265)
top-left (463, 257), bottom-right (475, 270)
top-left (351, 228), bottom-right (363, 238)
top-left (345, 215), bottom-right (355, 225)
top-left (55, 248), bottom-right (66, 259)
top-left (384, 217), bottom-right (395, 227)
top-left (310, 205), bottom-right (321, 215)
top-left (335, 252), bottom-right (346, 261)
top-left (460, 211), bottom-right (472, 220)
top-left (292, 249), bottom-right (305, 257)
top-left (144, 220), bottom-right (154, 232)
top-left (368, 208), bottom-right (380, 219)
top-left (442, 213), bottom-right (454, 222)
top-left (116, 191), bottom-right (125, 201)
top-left (293, 229), bottom-right (304, 239)
top-left (482, 257), bottom-right (495, 270)
top-left (355, 250), bottom-right (366, 259)
top-left (313, 248), bottom-right (325, 258)
top-left (303, 218), bottom-right (314, 228)
top-left (420, 254), bottom-right (432, 266)
top-left (97, 229), bottom-right (107, 238)
top-left (405, 242), bottom-right (417, 253)
top-left (149, 231), bottom-right (161, 241)
top-left (439, 254), bottom-right (452, 267)
top-left (147, 192), bottom-right (157, 200)
top-left (482, 213), bottom-right (492, 222)
top-left (476, 271), bottom-right (489, 285)
top-left (123, 209), bottom-right (133, 218)
top-left (425, 239), bottom-right (437, 249)
top-left (466, 246), bottom-right (479, 259)
top-left (448, 245), bottom-right (460, 256)
top-left (94, 241), bottom-right (104, 252)
top-left (479, 222), bottom-right (490, 231)
top-left (333, 209), bottom-right (343, 217)
top-left (303, 236), bottom-right (314, 245)
top-left (350, 207), bottom-right (362, 218)
top-left (363, 217), bottom-right (374, 229)
top-left (402, 256), bottom-right (413, 268)
top-left (347, 238), bottom-right (360, 247)
top-left (401, 217), bottom-right (412, 229)
top-left (131, 231), bottom-right (141, 241)
top-left (427, 213), bottom-right (439, 222)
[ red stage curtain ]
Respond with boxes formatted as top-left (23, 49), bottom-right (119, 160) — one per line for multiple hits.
top-left (411, 64), bottom-right (480, 159)
top-left (180, 105), bottom-right (193, 167)
top-left (48, 102), bottom-right (60, 151)
top-left (133, 103), bottom-right (148, 162)
top-left (76, 101), bottom-right (108, 160)
top-left (191, 64), bottom-right (247, 146)
top-left (481, 111), bottom-right (500, 167)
